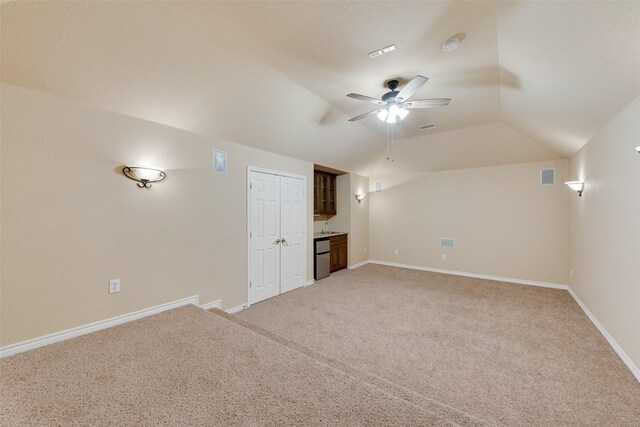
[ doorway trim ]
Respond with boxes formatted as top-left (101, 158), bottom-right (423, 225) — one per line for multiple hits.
top-left (247, 166), bottom-right (307, 307)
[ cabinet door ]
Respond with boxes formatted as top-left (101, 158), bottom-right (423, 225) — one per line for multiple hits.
top-left (329, 235), bottom-right (348, 272)
top-left (330, 244), bottom-right (340, 272)
top-left (338, 244), bottom-right (348, 269)
top-left (313, 172), bottom-right (320, 214)
top-left (317, 173), bottom-right (325, 213)
top-left (326, 174), bottom-right (336, 215)
top-left (313, 171), bottom-right (337, 215)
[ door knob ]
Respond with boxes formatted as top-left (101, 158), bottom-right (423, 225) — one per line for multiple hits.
top-left (273, 239), bottom-right (281, 245)
top-left (281, 238), bottom-right (289, 246)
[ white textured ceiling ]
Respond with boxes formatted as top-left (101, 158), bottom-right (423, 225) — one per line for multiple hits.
top-left (2, 1), bottom-right (639, 175)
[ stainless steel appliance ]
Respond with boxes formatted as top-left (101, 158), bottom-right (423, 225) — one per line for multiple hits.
top-left (314, 238), bottom-right (330, 280)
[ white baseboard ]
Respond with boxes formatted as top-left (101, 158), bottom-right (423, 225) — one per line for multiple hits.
top-left (202, 299), bottom-right (246, 314)
top-left (369, 260), bottom-right (568, 290)
top-left (0, 295), bottom-right (200, 359)
top-left (348, 260), bottom-right (371, 269)
top-left (200, 299), bottom-right (222, 310)
top-left (567, 287), bottom-right (640, 382)
top-left (226, 304), bottom-right (247, 314)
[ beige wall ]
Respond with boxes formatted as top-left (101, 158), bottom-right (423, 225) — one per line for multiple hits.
top-left (0, 83), bottom-right (314, 346)
top-left (370, 160), bottom-right (569, 284)
top-left (568, 95), bottom-right (640, 370)
top-left (349, 173), bottom-right (369, 266)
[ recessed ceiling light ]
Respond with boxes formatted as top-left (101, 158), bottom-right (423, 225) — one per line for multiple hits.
top-left (368, 44), bottom-right (396, 59)
top-left (419, 123), bottom-right (437, 130)
top-left (442, 37), bottom-right (460, 53)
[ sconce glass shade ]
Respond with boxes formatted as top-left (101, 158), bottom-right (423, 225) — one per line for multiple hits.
top-left (123, 166), bottom-right (166, 188)
top-left (355, 193), bottom-right (366, 203)
top-left (565, 181), bottom-right (584, 196)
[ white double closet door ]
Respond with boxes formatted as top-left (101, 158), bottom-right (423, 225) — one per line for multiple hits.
top-left (249, 170), bottom-right (305, 305)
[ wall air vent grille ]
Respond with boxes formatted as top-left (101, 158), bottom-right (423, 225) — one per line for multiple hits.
top-left (540, 168), bottom-right (555, 185)
top-left (440, 238), bottom-right (455, 248)
top-left (213, 149), bottom-right (228, 174)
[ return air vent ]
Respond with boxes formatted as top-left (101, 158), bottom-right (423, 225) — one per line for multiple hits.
top-left (213, 149), bottom-right (228, 174)
top-left (440, 238), bottom-right (455, 248)
top-left (540, 168), bottom-right (555, 185)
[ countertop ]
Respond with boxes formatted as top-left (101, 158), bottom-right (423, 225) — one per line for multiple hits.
top-left (313, 232), bottom-right (348, 240)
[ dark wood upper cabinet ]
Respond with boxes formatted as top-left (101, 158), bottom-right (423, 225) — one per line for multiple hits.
top-left (314, 170), bottom-right (337, 215)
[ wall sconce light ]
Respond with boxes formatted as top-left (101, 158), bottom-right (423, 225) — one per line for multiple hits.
top-left (123, 166), bottom-right (166, 188)
top-left (636, 145), bottom-right (640, 153)
top-left (565, 181), bottom-right (584, 197)
top-left (355, 193), bottom-right (366, 204)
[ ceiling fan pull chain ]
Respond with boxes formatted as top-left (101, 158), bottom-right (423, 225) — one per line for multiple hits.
top-left (386, 123), bottom-right (396, 162)
top-left (386, 124), bottom-right (391, 160)
top-left (389, 125), bottom-right (395, 161)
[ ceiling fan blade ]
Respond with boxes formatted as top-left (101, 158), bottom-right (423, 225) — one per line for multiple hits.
top-left (403, 98), bottom-right (451, 108)
top-left (395, 75), bottom-right (428, 102)
top-left (347, 93), bottom-right (385, 105)
top-left (348, 109), bottom-right (382, 122)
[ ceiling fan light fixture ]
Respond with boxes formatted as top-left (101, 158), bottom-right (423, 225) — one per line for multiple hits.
top-left (385, 104), bottom-right (400, 123)
top-left (346, 75), bottom-right (450, 124)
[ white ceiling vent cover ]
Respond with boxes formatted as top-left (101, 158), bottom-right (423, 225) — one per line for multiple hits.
top-left (540, 168), bottom-right (555, 185)
top-left (440, 238), bottom-right (456, 248)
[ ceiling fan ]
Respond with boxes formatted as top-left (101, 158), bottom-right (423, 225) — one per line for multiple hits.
top-left (347, 75), bottom-right (451, 123)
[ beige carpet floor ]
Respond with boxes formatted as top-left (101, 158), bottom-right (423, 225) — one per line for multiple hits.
top-left (236, 264), bottom-right (640, 426)
top-left (1, 304), bottom-right (458, 426)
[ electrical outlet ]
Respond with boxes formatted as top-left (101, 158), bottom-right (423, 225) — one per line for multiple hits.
top-left (394, 249), bottom-right (399, 255)
top-left (364, 247), bottom-right (367, 253)
top-left (570, 268), bottom-right (573, 277)
top-left (109, 279), bottom-right (120, 294)
top-left (442, 254), bottom-right (446, 260)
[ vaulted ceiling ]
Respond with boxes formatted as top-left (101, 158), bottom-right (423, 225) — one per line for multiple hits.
top-left (2, 1), bottom-right (639, 176)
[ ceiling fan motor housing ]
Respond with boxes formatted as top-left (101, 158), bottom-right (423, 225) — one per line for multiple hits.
top-left (381, 79), bottom-right (400, 102)
top-left (381, 91), bottom-right (398, 103)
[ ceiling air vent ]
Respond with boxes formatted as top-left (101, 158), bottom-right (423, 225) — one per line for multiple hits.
top-left (419, 123), bottom-right (437, 130)
top-left (368, 44), bottom-right (396, 59)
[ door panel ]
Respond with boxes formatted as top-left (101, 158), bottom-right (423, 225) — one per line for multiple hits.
top-left (249, 171), bottom-right (281, 304)
top-left (280, 176), bottom-right (305, 293)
